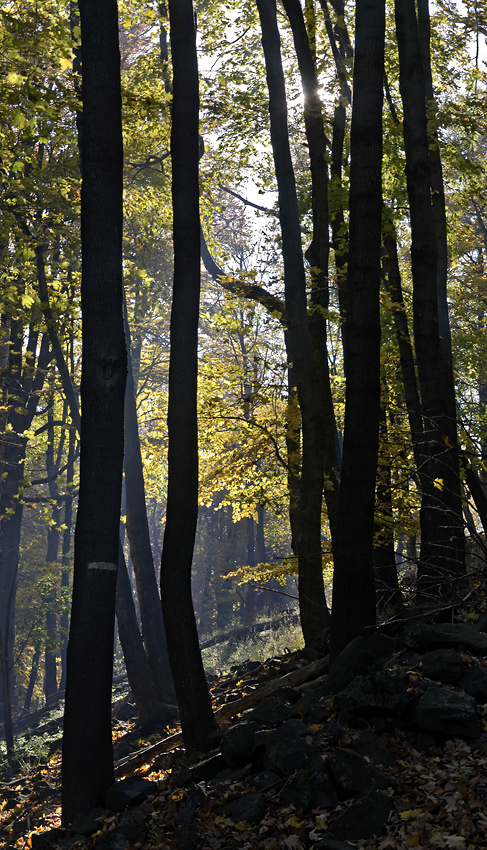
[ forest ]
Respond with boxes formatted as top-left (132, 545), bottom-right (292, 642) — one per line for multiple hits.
top-left (1, 0), bottom-right (487, 845)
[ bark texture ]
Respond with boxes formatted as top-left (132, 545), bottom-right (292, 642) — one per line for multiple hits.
top-left (330, 0), bottom-right (385, 658)
top-left (62, 0), bottom-right (126, 823)
top-left (159, 0), bottom-right (216, 754)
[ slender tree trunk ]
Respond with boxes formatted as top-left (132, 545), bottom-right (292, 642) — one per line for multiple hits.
top-left (123, 307), bottom-right (174, 702)
top-left (330, 0), bottom-right (385, 658)
top-left (395, 0), bottom-right (464, 598)
top-left (116, 545), bottom-right (161, 725)
top-left (256, 0), bottom-right (330, 649)
top-left (24, 642), bottom-right (41, 711)
top-left (159, 0), bottom-right (216, 754)
top-left (62, 0), bottom-right (126, 823)
top-left (283, 0), bottom-right (340, 540)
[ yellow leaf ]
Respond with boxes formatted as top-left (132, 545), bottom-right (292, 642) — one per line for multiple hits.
top-left (433, 477), bottom-right (444, 490)
top-left (60, 55), bottom-right (72, 70)
top-left (400, 809), bottom-right (423, 820)
top-left (286, 816), bottom-right (304, 828)
top-left (406, 836), bottom-right (421, 847)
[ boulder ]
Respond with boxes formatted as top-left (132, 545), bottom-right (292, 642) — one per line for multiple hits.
top-left (421, 649), bottom-right (465, 684)
top-left (351, 730), bottom-right (397, 768)
top-left (413, 684), bottom-right (482, 739)
top-left (280, 760), bottom-right (338, 812)
top-left (220, 721), bottom-right (259, 767)
top-left (321, 637), bottom-right (381, 696)
top-left (335, 672), bottom-right (410, 720)
top-left (326, 747), bottom-right (395, 797)
top-left (327, 787), bottom-right (394, 840)
top-left (105, 777), bottom-right (159, 812)
top-left (462, 666), bottom-right (487, 703)
top-left (222, 792), bottom-right (266, 824)
top-left (251, 696), bottom-right (290, 726)
top-left (263, 726), bottom-right (321, 776)
top-left (401, 622), bottom-right (487, 656)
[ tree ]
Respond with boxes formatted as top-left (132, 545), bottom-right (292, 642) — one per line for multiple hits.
top-left (159, 0), bottom-right (216, 754)
top-left (395, 0), bottom-right (465, 599)
top-left (62, 0), bottom-right (126, 823)
top-left (330, 0), bottom-right (385, 657)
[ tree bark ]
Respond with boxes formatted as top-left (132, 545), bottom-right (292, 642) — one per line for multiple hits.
top-left (395, 0), bottom-right (465, 598)
top-left (256, 0), bottom-right (330, 649)
top-left (159, 0), bottom-right (216, 754)
top-left (330, 0), bottom-right (385, 658)
top-left (62, 0), bottom-right (126, 824)
top-left (123, 307), bottom-right (174, 703)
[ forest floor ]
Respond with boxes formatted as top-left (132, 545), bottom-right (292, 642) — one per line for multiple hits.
top-left (2, 589), bottom-right (487, 850)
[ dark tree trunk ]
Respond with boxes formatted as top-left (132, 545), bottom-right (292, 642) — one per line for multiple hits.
top-left (319, 0), bottom-right (353, 356)
top-left (395, 0), bottom-right (464, 599)
top-left (116, 545), bottom-right (161, 725)
top-left (330, 0), bottom-right (385, 659)
top-left (24, 642), bottom-right (41, 711)
top-left (124, 308), bottom-right (174, 703)
top-left (283, 0), bottom-right (340, 540)
top-left (374, 394), bottom-right (401, 607)
top-left (256, 0), bottom-right (330, 650)
top-left (62, 0), bottom-right (126, 824)
top-left (60, 415), bottom-right (76, 693)
top-left (0, 330), bottom-right (51, 727)
top-left (44, 398), bottom-right (61, 704)
top-left (159, 0), bottom-right (216, 754)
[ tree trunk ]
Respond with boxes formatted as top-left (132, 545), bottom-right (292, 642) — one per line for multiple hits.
top-left (330, 0), bottom-right (385, 658)
top-left (123, 307), bottom-right (174, 702)
top-left (256, 0), bottom-right (330, 649)
top-left (159, 0), bottom-right (216, 754)
top-left (395, 0), bottom-right (464, 599)
top-left (24, 642), bottom-right (41, 711)
top-left (62, 0), bottom-right (126, 824)
top-left (283, 0), bottom-right (340, 540)
top-left (116, 545), bottom-right (161, 725)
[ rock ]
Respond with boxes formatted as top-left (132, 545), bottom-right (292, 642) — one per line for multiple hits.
top-left (31, 830), bottom-right (65, 850)
top-left (220, 721), bottom-right (259, 767)
top-left (118, 805), bottom-right (150, 843)
top-left (105, 777), bottom-right (158, 812)
top-left (321, 637), bottom-right (381, 696)
top-left (173, 753), bottom-right (227, 786)
top-left (305, 703), bottom-right (329, 726)
top-left (421, 649), bottom-right (465, 683)
top-left (175, 783), bottom-right (207, 826)
top-left (222, 792), bottom-right (266, 824)
top-left (70, 813), bottom-right (103, 836)
top-left (328, 787), bottom-right (394, 840)
top-left (280, 760), bottom-right (338, 812)
top-left (251, 696), bottom-right (290, 726)
top-left (93, 828), bottom-right (129, 850)
top-left (321, 722), bottom-right (344, 745)
top-left (462, 666), bottom-right (487, 703)
top-left (413, 685), bottom-right (482, 739)
top-left (263, 726), bottom-right (321, 776)
top-left (476, 613), bottom-right (487, 632)
top-left (116, 702), bottom-right (138, 721)
top-left (326, 747), bottom-right (395, 797)
top-left (212, 764), bottom-right (252, 784)
top-left (252, 769), bottom-right (284, 792)
top-left (335, 672), bottom-right (410, 720)
top-left (401, 622), bottom-right (487, 656)
top-left (351, 731), bottom-right (397, 767)
top-left (282, 718), bottom-right (311, 736)
top-left (365, 631), bottom-right (396, 659)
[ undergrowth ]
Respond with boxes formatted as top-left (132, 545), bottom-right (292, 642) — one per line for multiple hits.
top-left (202, 615), bottom-right (303, 676)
